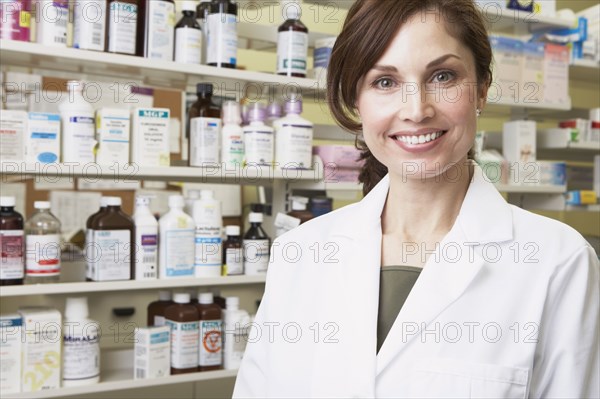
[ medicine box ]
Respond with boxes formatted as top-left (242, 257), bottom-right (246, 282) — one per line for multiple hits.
top-left (538, 161), bottom-right (567, 186)
top-left (0, 315), bottom-right (22, 395)
top-left (489, 36), bottom-right (523, 104)
top-left (536, 128), bottom-right (577, 148)
top-left (0, 110), bottom-right (27, 162)
top-left (522, 42), bottom-right (545, 105)
top-left (18, 307), bottom-right (62, 392)
top-left (313, 36), bottom-right (336, 84)
top-left (313, 145), bottom-right (364, 169)
top-left (131, 108), bottom-right (170, 167)
top-left (503, 120), bottom-right (537, 163)
top-left (25, 113), bottom-right (60, 163)
top-left (543, 44), bottom-right (570, 107)
top-left (134, 326), bottom-right (171, 379)
top-left (96, 108), bottom-right (131, 166)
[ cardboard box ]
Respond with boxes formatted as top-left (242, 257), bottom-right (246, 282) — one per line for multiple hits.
top-left (134, 326), bottom-right (171, 379)
top-left (0, 315), bottom-right (22, 395)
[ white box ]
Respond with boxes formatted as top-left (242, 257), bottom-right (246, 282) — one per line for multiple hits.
top-left (489, 36), bottom-right (523, 104)
top-left (18, 308), bottom-right (62, 392)
top-left (96, 108), bottom-right (131, 166)
top-left (25, 113), bottom-right (61, 163)
top-left (522, 42), bottom-right (545, 105)
top-left (0, 110), bottom-right (27, 162)
top-left (131, 108), bottom-right (170, 167)
top-left (0, 315), bottom-right (22, 395)
top-left (543, 44), bottom-right (570, 106)
top-left (536, 128), bottom-right (576, 148)
top-left (313, 36), bottom-right (336, 85)
top-left (503, 120), bottom-right (536, 185)
top-left (134, 326), bottom-right (171, 379)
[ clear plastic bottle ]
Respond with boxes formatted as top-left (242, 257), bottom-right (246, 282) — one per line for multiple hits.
top-left (193, 190), bottom-right (222, 278)
top-left (159, 195), bottom-right (195, 279)
top-left (243, 212), bottom-right (270, 275)
top-left (277, 0), bottom-right (308, 78)
top-left (188, 83), bottom-right (222, 167)
top-left (273, 98), bottom-right (313, 169)
top-left (25, 201), bottom-right (61, 284)
top-left (132, 196), bottom-right (158, 280)
top-left (243, 102), bottom-right (274, 167)
top-left (206, 0), bottom-right (238, 68)
top-left (0, 196), bottom-right (24, 286)
top-left (59, 80), bottom-right (95, 163)
top-left (174, 1), bottom-right (202, 64)
top-left (221, 101), bottom-right (244, 167)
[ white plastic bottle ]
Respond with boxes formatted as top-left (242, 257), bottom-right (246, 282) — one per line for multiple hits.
top-left (222, 296), bottom-right (250, 370)
top-left (73, 0), bottom-right (106, 51)
top-left (273, 98), bottom-right (313, 169)
top-left (192, 190), bottom-right (222, 278)
top-left (62, 297), bottom-right (100, 387)
top-left (174, 1), bottom-right (202, 64)
top-left (243, 102), bottom-right (274, 166)
top-left (133, 196), bottom-right (158, 280)
top-left (159, 195), bottom-right (195, 279)
top-left (59, 81), bottom-right (95, 163)
top-left (184, 189), bottom-right (200, 216)
top-left (35, 0), bottom-right (68, 47)
top-left (221, 101), bottom-right (244, 167)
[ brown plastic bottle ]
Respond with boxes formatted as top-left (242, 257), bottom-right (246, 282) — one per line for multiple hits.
top-left (188, 83), bottom-right (221, 167)
top-left (165, 293), bottom-right (199, 374)
top-left (147, 290), bottom-right (173, 326)
top-left (277, 0), bottom-right (309, 78)
top-left (85, 197), bottom-right (108, 282)
top-left (196, 292), bottom-right (223, 371)
top-left (89, 197), bottom-right (134, 281)
top-left (136, 0), bottom-right (175, 60)
top-left (105, 0), bottom-right (141, 55)
top-left (0, 196), bottom-right (24, 286)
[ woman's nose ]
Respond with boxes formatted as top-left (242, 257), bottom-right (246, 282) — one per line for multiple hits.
top-left (395, 83), bottom-right (435, 123)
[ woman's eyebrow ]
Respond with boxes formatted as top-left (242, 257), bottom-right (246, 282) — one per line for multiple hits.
top-left (371, 54), bottom-right (462, 74)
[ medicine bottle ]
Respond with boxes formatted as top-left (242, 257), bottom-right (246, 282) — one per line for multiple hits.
top-left (136, 0), bottom-right (175, 60)
top-left (132, 196), bottom-right (158, 280)
top-left (165, 293), bottom-right (199, 374)
top-left (188, 83), bottom-right (221, 167)
top-left (266, 102), bottom-right (282, 127)
top-left (277, 0), bottom-right (308, 78)
top-left (73, 0), bottom-right (106, 51)
top-left (273, 98), bottom-right (313, 169)
top-left (192, 190), bottom-right (223, 278)
top-left (222, 296), bottom-right (250, 370)
top-left (25, 201), bottom-right (61, 284)
top-left (158, 195), bottom-right (195, 279)
top-left (147, 290), bottom-right (173, 326)
top-left (243, 212), bottom-right (270, 275)
top-left (221, 101), bottom-right (244, 167)
top-left (206, 0), bottom-right (237, 68)
top-left (105, 0), bottom-right (140, 55)
top-left (174, 1), bottom-right (202, 64)
top-left (0, 196), bottom-right (24, 286)
top-left (34, 0), bottom-right (68, 47)
top-left (243, 102), bottom-right (274, 167)
top-left (59, 80), bottom-right (95, 163)
top-left (196, 292), bottom-right (223, 371)
top-left (223, 225), bottom-right (243, 276)
top-left (85, 197), bottom-right (108, 281)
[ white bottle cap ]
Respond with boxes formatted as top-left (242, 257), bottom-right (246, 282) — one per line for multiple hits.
top-left (222, 101), bottom-right (242, 125)
top-left (198, 292), bottom-right (214, 304)
top-left (249, 212), bottom-right (263, 223)
top-left (66, 80), bottom-right (83, 93)
top-left (291, 196), bottom-right (308, 211)
top-left (0, 196), bottom-right (16, 207)
top-left (590, 108), bottom-right (600, 122)
top-left (34, 201), bottom-right (51, 209)
top-left (226, 225), bottom-right (240, 236)
top-left (106, 197), bottom-right (121, 206)
top-left (182, 0), bottom-right (196, 12)
top-left (135, 196), bottom-right (151, 207)
top-left (200, 190), bottom-right (214, 200)
top-left (169, 195), bottom-right (184, 208)
top-left (65, 297), bottom-right (89, 319)
top-left (281, 0), bottom-right (301, 20)
top-left (100, 197), bottom-right (109, 207)
top-left (226, 296), bottom-right (240, 309)
top-left (158, 290), bottom-right (171, 301)
top-left (173, 293), bottom-right (191, 304)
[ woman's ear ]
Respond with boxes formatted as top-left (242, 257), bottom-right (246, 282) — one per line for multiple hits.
top-left (478, 85), bottom-right (489, 113)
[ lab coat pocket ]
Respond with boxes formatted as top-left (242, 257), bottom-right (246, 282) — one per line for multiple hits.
top-left (407, 358), bottom-right (529, 399)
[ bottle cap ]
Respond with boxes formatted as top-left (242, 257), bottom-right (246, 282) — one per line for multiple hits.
top-left (267, 102), bottom-right (283, 119)
top-left (222, 101), bottom-right (242, 125)
top-left (247, 102), bottom-right (267, 122)
top-left (198, 292), bottom-right (214, 304)
top-left (169, 195), bottom-right (184, 208)
top-left (291, 196), bottom-right (308, 211)
top-left (173, 293), bottom-right (191, 304)
top-left (106, 197), bottom-right (121, 207)
top-left (135, 196), bottom-right (151, 207)
top-left (196, 83), bottom-right (213, 95)
top-left (182, 0), bottom-right (196, 12)
top-left (0, 196), bottom-right (16, 207)
top-left (225, 296), bottom-right (240, 309)
top-left (249, 212), bottom-right (263, 223)
top-left (200, 190), bottom-right (214, 200)
top-left (65, 297), bottom-right (89, 319)
top-left (281, 0), bottom-right (301, 20)
top-left (66, 80), bottom-right (83, 93)
top-left (284, 98), bottom-right (303, 114)
top-left (34, 201), bottom-right (51, 209)
top-left (226, 225), bottom-right (240, 236)
top-left (100, 197), bottom-right (109, 207)
top-left (158, 290), bottom-right (171, 301)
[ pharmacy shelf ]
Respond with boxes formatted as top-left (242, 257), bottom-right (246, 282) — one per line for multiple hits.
top-left (494, 184), bottom-right (567, 193)
top-left (238, 22), bottom-right (335, 50)
top-left (571, 59), bottom-right (600, 82)
top-left (4, 368), bottom-right (238, 399)
top-left (0, 275), bottom-right (266, 297)
top-left (0, 162), bottom-right (323, 184)
top-left (0, 39), bottom-right (322, 96)
top-left (566, 204), bottom-right (600, 212)
top-left (486, 96), bottom-right (572, 112)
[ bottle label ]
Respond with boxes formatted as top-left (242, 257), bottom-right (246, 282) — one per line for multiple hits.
top-left (163, 228), bottom-right (195, 277)
top-left (108, 1), bottom-right (138, 54)
top-left (222, 127), bottom-right (244, 166)
top-left (92, 229), bottom-right (131, 281)
top-left (36, 0), bottom-right (68, 46)
top-left (277, 30), bottom-right (308, 75)
top-left (73, 0), bottom-right (106, 50)
top-left (63, 324), bottom-right (100, 381)
top-left (194, 231), bottom-right (222, 272)
top-left (224, 247), bottom-right (243, 275)
top-left (175, 27), bottom-right (202, 64)
top-left (25, 234), bottom-right (61, 277)
top-left (154, 315), bottom-right (166, 326)
top-left (26, 113), bottom-right (60, 164)
top-left (62, 115), bottom-right (95, 163)
top-left (146, 0), bottom-right (175, 60)
top-left (133, 109), bottom-right (170, 167)
top-left (275, 124), bottom-right (313, 169)
top-left (166, 319), bottom-right (199, 369)
top-left (243, 127), bottom-right (274, 166)
top-left (0, 230), bottom-right (24, 280)
top-left (199, 319), bottom-right (222, 367)
top-left (0, 113), bottom-right (25, 162)
top-left (206, 13), bottom-right (237, 65)
top-left (135, 227), bottom-right (158, 280)
top-left (243, 239), bottom-right (270, 274)
top-left (190, 117), bottom-right (221, 166)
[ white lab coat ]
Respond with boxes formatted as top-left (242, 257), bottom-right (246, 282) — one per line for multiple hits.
top-left (233, 163), bottom-right (600, 398)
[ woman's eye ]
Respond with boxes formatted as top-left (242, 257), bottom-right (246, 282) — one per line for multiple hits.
top-left (373, 78), bottom-right (395, 90)
top-left (432, 71), bottom-right (454, 83)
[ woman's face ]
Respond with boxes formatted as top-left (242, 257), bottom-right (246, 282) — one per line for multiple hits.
top-left (356, 12), bottom-right (485, 180)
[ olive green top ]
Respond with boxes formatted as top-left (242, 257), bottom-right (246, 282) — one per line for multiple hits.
top-left (377, 266), bottom-right (422, 354)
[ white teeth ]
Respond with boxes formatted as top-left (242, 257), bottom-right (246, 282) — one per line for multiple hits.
top-left (396, 131), bottom-right (445, 144)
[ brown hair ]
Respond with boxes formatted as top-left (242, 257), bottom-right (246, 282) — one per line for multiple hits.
top-left (327, 0), bottom-right (493, 195)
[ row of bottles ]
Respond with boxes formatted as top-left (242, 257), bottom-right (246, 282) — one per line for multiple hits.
top-left (188, 83), bottom-right (314, 169)
top-left (1, 0), bottom-right (309, 76)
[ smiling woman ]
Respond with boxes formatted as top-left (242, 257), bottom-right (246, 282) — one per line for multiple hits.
top-left (233, 1), bottom-right (599, 398)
